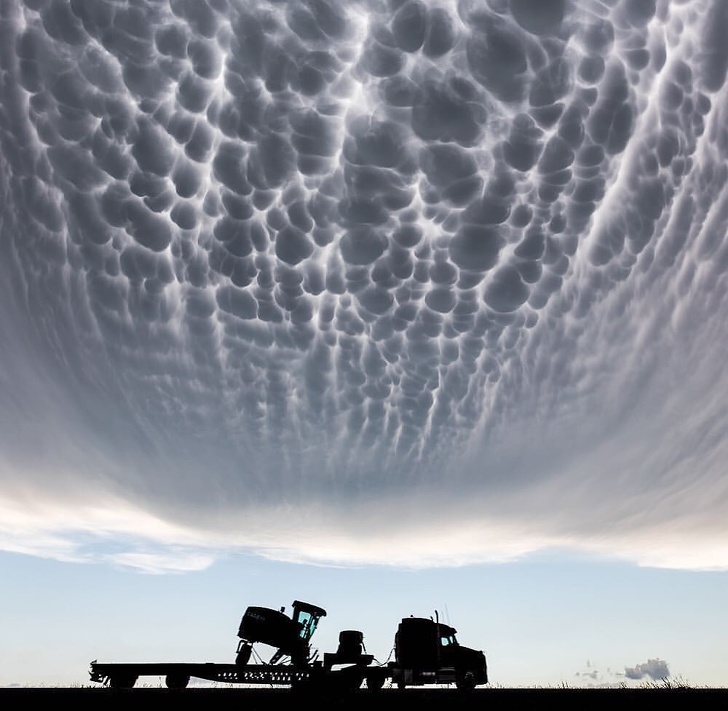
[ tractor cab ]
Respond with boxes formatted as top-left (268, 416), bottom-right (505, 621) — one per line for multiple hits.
top-left (236, 600), bottom-right (327, 668)
top-left (291, 600), bottom-right (327, 645)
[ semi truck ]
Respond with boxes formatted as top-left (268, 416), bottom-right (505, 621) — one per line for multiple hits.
top-left (89, 599), bottom-right (488, 692)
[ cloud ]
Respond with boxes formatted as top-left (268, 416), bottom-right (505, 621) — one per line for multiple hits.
top-left (574, 659), bottom-right (618, 688)
top-left (1, 0), bottom-right (727, 571)
top-left (624, 658), bottom-right (671, 681)
top-left (575, 658), bottom-right (672, 687)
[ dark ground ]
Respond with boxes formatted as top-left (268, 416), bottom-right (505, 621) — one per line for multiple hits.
top-left (2, 687), bottom-right (727, 710)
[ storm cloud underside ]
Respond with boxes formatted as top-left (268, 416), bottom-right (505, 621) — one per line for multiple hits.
top-left (1, 0), bottom-right (727, 571)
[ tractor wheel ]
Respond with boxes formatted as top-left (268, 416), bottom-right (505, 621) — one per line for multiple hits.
top-left (236, 644), bottom-right (252, 666)
top-left (165, 673), bottom-right (190, 689)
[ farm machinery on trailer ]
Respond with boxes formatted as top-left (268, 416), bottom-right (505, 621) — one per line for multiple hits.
top-left (89, 599), bottom-right (488, 692)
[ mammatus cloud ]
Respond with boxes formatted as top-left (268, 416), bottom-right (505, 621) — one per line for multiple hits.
top-left (1, 0), bottom-right (727, 572)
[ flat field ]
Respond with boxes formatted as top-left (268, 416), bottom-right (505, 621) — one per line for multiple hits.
top-left (1, 687), bottom-right (727, 710)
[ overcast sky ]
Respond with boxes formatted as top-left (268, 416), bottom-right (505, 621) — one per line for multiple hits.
top-left (1, 0), bottom-right (727, 689)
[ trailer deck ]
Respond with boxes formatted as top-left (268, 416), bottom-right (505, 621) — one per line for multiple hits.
top-left (89, 659), bottom-right (383, 690)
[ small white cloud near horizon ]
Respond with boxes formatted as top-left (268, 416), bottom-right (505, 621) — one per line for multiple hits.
top-left (623, 658), bottom-right (671, 682)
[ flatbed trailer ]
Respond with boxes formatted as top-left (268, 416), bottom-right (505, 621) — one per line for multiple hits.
top-left (89, 658), bottom-right (387, 691)
top-left (89, 661), bottom-right (303, 689)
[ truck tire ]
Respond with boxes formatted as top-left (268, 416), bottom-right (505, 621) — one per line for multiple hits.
top-left (165, 673), bottom-right (190, 689)
top-left (456, 671), bottom-right (476, 691)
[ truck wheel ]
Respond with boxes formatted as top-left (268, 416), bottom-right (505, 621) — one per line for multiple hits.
top-left (109, 675), bottom-right (137, 689)
top-left (165, 673), bottom-right (190, 689)
top-left (456, 671), bottom-right (476, 691)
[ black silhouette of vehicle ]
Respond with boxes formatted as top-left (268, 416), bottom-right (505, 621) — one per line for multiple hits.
top-left (89, 599), bottom-right (487, 692)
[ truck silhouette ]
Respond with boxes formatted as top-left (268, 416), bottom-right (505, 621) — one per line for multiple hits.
top-left (89, 599), bottom-right (488, 692)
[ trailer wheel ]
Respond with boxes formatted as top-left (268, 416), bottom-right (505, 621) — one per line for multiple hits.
top-left (165, 673), bottom-right (190, 689)
top-left (109, 674), bottom-right (137, 689)
top-left (333, 668), bottom-right (363, 693)
top-left (365, 671), bottom-right (385, 691)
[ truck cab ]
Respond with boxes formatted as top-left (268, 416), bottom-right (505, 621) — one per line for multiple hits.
top-left (390, 615), bottom-right (488, 690)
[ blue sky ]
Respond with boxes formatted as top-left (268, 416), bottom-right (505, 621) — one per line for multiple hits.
top-left (2, 550), bottom-right (727, 688)
top-left (2, 0), bottom-right (728, 689)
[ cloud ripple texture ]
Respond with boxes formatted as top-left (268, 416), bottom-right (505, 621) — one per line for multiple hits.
top-left (1, 0), bottom-right (727, 570)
